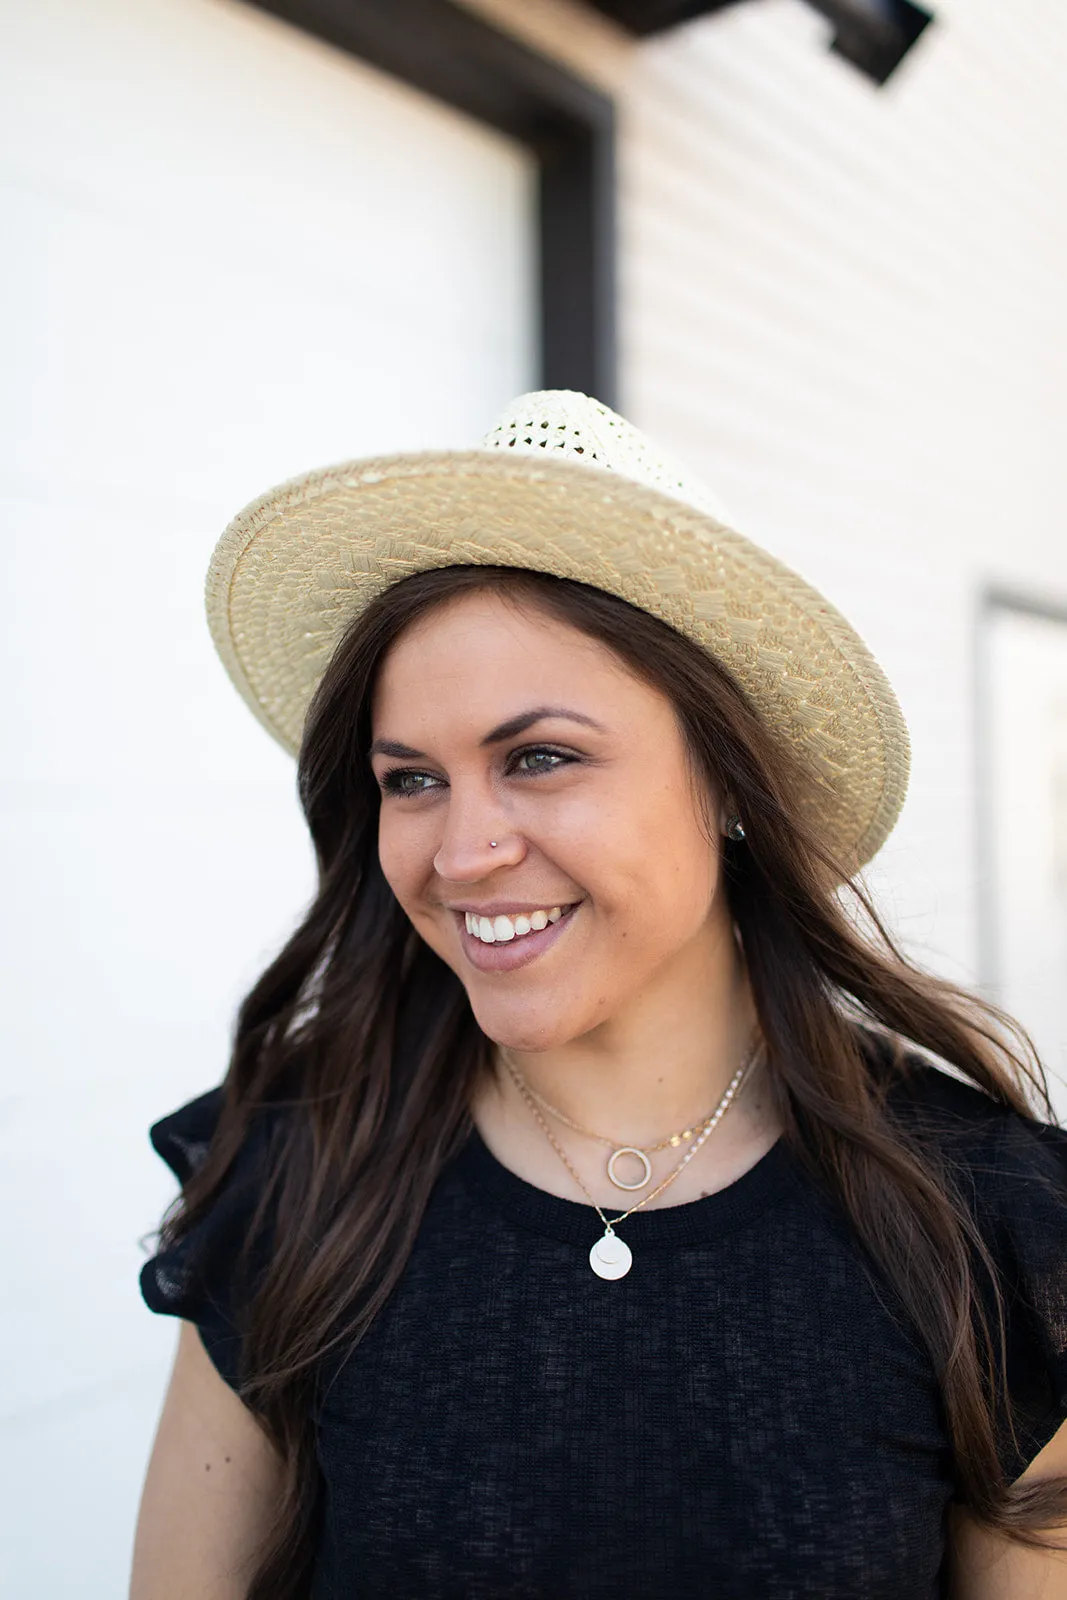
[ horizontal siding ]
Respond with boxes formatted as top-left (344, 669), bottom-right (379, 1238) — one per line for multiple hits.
top-left (465, 0), bottom-right (1067, 1012)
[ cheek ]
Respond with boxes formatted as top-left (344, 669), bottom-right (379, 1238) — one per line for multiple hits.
top-left (621, 856), bottom-right (717, 953)
top-left (376, 814), bottom-right (429, 909)
top-left (669, 818), bottom-right (719, 900)
top-left (596, 785), bottom-right (717, 921)
top-left (563, 852), bottom-right (714, 993)
top-left (632, 855), bottom-right (719, 973)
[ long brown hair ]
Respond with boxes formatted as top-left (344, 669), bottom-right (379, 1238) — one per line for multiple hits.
top-left (162, 565), bottom-right (1067, 1595)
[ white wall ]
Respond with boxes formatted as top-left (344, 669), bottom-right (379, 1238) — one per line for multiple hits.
top-left (464, 0), bottom-right (1067, 1099)
top-left (0, 0), bottom-right (535, 1591)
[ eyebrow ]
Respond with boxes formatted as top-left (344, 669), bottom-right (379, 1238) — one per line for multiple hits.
top-left (368, 706), bottom-right (606, 761)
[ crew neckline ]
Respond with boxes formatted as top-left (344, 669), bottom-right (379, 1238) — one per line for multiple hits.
top-left (454, 1123), bottom-right (802, 1249)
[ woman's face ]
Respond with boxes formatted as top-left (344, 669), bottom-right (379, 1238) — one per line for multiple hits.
top-left (369, 588), bottom-right (734, 1051)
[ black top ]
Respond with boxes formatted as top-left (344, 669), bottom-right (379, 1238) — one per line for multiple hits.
top-left (141, 1059), bottom-right (1067, 1600)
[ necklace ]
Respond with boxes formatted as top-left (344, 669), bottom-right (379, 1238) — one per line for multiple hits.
top-left (517, 1078), bottom-right (731, 1192)
top-left (500, 1038), bottom-right (760, 1281)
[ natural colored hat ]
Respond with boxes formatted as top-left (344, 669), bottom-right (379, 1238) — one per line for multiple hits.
top-left (206, 389), bottom-right (909, 867)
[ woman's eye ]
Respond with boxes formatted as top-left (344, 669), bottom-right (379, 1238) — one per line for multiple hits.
top-left (512, 747), bottom-right (572, 775)
top-left (378, 748), bottom-right (573, 794)
top-left (380, 769), bottom-right (441, 797)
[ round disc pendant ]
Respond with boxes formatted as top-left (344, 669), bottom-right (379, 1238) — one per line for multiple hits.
top-left (589, 1230), bottom-right (633, 1280)
top-left (606, 1146), bottom-right (652, 1191)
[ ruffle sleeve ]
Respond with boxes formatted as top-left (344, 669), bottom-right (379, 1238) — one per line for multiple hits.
top-left (981, 1104), bottom-right (1067, 1479)
top-left (887, 1055), bottom-right (1067, 1480)
top-left (140, 1086), bottom-right (276, 1393)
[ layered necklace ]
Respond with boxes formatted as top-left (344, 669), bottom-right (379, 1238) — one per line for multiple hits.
top-left (500, 1036), bottom-right (761, 1281)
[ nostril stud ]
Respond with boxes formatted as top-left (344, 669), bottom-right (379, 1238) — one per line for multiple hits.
top-left (489, 840), bottom-right (498, 848)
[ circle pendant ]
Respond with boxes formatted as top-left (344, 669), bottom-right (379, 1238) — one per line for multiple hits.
top-left (606, 1146), bottom-right (653, 1191)
top-left (589, 1231), bottom-right (633, 1280)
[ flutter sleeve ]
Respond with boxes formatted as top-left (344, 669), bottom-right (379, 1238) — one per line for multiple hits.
top-left (139, 1086), bottom-right (275, 1393)
top-left (981, 1105), bottom-right (1067, 1480)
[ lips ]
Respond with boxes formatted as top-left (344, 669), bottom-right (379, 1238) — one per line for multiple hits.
top-left (455, 902), bottom-right (579, 974)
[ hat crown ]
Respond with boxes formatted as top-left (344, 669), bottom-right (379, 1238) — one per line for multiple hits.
top-left (480, 390), bottom-right (730, 524)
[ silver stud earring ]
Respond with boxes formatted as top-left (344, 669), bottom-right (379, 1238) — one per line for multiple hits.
top-left (489, 840), bottom-right (498, 848)
top-left (725, 817), bottom-right (746, 842)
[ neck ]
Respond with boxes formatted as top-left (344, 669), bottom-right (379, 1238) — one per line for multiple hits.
top-left (490, 919), bottom-right (761, 1147)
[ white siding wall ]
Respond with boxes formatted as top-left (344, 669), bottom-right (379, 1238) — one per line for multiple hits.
top-left (465, 0), bottom-right (1067, 1091)
top-left (0, 1), bottom-right (535, 1592)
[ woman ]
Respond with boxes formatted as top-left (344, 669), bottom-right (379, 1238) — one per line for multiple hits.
top-left (132, 391), bottom-right (1067, 1599)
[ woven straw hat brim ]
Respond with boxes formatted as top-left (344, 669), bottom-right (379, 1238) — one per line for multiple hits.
top-left (206, 449), bottom-right (910, 869)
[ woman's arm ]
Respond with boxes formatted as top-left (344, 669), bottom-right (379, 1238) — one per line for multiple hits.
top-left (947, 1420), bottom-right (1067, 1599)
top-left (130, 1320), bottom-right (285, 1600)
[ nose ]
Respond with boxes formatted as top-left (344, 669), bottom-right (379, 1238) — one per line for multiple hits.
top-left (432, 785), bottom-right (526, 882)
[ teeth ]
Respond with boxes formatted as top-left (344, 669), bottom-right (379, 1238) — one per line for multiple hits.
top-left (465, 906), bottom-right (568, 944)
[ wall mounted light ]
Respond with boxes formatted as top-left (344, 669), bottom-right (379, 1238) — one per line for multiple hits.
top-left (588, 0), bottom-right (935, 85)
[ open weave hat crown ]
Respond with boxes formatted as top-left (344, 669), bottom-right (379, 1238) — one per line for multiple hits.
top-left (206, 389), bottom-right (909, 868)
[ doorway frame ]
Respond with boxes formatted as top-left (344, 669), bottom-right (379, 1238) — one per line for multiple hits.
top-left (244, 0), bottom-right (618, 405)
top-left (974, 584), bottom-right (1067, 993)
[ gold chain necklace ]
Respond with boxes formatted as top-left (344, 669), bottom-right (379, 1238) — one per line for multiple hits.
top-left (499, 1038), bottom-right (760, 1280)
top-left (516, 1077), bottom-right (732, 1192)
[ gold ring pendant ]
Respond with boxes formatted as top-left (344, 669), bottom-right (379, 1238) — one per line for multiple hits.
top-left (606, 1146), bottom-right (653, 1191)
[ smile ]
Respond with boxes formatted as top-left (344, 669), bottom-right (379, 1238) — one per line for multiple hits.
top-left (454, 902), bottom-right (580, 974)
top-left (464, 907), bottom-right (563, 944)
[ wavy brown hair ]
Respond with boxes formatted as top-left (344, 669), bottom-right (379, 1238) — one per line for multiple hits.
top-left (161, 564), bottom-right (1067, 1596)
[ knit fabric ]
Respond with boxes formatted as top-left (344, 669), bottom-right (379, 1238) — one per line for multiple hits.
top-left (141, 1061), bottom-right (1067, 1599)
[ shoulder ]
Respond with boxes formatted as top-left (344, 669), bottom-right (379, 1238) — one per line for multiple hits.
top-left (870, 1035), bottom-right (1067, 1223)
top-left (861, 1032), bottom-right (1067, 1478)
top-left (861, 1029), bottom-right (1065, 1162)
top-left (149, 1082), bottom-right (296, 1214)
top-left (141, 1084), bottom-right (288, 1390)
top-left (848, 1029), bottom-right (1067, 1292)
top-left (149, 1086), bottom-right (227, 1182)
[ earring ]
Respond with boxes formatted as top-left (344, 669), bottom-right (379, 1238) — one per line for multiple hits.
top-left (725, 816), bottom-right (746, 842)
top-left (489, 840), bottom-right (498, 848)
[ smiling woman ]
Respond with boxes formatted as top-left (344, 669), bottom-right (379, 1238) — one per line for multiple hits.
top-left (132, 392), bottom-right (1067, 1600)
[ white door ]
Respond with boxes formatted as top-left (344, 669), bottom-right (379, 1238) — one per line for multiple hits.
top-left (0, 0), bottom-right (536, 1591)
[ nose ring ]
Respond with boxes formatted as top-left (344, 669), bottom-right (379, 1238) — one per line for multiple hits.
top-left (489, 840), bottom-right (498, 848)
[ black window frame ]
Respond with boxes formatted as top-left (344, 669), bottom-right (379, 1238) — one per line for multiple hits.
top-left (244, 0), bottom-right (617, 406)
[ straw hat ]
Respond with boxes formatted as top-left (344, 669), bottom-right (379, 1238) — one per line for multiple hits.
top-left (206, 389), bottom-right (909, 868)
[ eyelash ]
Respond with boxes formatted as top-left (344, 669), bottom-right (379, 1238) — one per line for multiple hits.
top-left (378, 745), bottom-right (576, 799)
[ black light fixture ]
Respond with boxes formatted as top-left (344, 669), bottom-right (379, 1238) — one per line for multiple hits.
top-left (587, 0), bottom-right (934, 85)
top-left (806, 0), bottom-right (934, 84)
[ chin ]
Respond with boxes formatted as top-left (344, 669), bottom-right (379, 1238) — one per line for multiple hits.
top-left (466, 985), bottom-right (611, 1056)
top-left (464, 992), bottom-right (579, 1054)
